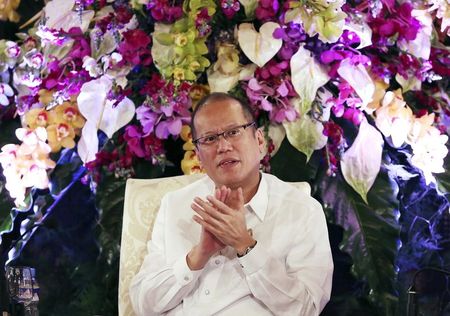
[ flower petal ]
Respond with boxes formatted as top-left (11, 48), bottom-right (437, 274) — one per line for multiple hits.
top-left (341, 119), bottom-right (384, 203)
top-left (291, 45), bottom-right (329, 114)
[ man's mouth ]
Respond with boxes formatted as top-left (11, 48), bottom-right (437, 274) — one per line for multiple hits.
top-left (217, 159), bottom-right (240, 167)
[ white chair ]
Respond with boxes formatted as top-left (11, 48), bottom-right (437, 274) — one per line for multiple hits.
top-left (118, 174), bottom-right (311, 316)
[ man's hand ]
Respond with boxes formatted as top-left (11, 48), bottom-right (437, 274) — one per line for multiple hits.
top-left (191, 187), bottom-right (255, 255)
top-left (187, 187), bottom-right (229, 270)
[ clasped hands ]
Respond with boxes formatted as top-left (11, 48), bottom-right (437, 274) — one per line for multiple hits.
top-left (187, 186), bottom-right (256, 270)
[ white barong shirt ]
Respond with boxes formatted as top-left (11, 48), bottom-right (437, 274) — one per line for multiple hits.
top-left (130, 173), bottom-right (333, 315)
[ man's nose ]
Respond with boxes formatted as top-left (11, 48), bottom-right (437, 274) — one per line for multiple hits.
top-left (216, 135), bottom-right (232, 152)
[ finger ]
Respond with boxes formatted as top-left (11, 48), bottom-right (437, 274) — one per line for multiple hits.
top-left (215, 188), bottom-right (222, 201)
top-left (237, 187), bottom-right (244, 210)
top-left (193, 215), bottom-right (223, 239)
top-left (206, 195), bottom-right (233, 214)
top-left (222, 186), bottom-right (230, 203)
top-left (193, 198), bottom-right (224, 220)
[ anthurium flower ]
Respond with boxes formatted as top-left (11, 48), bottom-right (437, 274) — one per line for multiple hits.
top-left (290, 45), bottom-right (329, 113)
top-left (238, 0), bottom-right (258, 18)
top-left (77, 75), bottom-right (135, 163)
top-left (337, 58), bottom-right (375, 108)
top-left (341, 119), bottom-right (383, 203)
top-left (283, 98), bottom-right (327, 161)
top-left (238, 22), bottom-right (283, 68)
top-left (44, 0), bottom-right (95, 33)
top-left (375, 90), bottom-right (414, 148)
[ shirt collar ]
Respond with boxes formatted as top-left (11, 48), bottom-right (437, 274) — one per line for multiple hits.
top-left (246, 173), bottom-right (267, 222)
top-left (205, 173), bottom-right (268, 222)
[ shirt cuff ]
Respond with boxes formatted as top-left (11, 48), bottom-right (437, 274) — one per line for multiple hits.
top-left (237, 242), bottom-right (268, 275)
top-left (173, 252), bottom-right (203, 286)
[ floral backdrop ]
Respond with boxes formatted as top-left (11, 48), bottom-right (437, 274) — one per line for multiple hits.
top-left (0, 0), bottom-right (448, 314)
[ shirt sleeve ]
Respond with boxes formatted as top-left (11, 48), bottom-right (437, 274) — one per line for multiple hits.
top-left (238, 198), bottom-right (333, 316)
top-left (129, 194), bottom-right (203, 315)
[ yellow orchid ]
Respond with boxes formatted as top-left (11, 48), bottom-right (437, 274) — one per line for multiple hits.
top-left (180, 125), bottom-right (195, 151)
top-left (0, 0), bottom-right (20, 23)
top-left (53, 102), bottom-right (86, 133)
top-left (24, 108), bottom-right (54, 129)
top-left (181, 150), bottom-right (204, 175)
top-left (189, 84), bottom-right (210, 109)
top-left (46, 122), bottom-right (76, 152)
top-left (38, 89), bottom-right (54, 106)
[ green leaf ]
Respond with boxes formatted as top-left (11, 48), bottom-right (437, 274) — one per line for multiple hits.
top-left (318, 168), bottom-right (400, 315)
top-left (270, 138), bottom-right (320, 183)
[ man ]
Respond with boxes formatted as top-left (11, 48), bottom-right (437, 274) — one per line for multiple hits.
top-left (130, 93), bottom-right (333, 315)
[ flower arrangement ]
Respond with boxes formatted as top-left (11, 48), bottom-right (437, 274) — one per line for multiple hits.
top-left (0, 0), bottom-right (448, 313)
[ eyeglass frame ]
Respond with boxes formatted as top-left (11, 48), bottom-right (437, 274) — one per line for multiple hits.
top-left (192, 122), bottom-right (257, 147)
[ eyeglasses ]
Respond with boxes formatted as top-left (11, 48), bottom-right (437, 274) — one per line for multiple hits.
top-left (193, 122), bottom-right (256, 147)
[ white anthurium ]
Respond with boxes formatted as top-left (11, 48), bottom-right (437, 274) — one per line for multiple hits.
top-left (238, 22), bottom-right (283, 68)
top-left (78, 121), bottom-right (99, 164)
top-left (398, 10), bottom-right (432, 60)
top-left (238, 0), bottom-right (258, 18)
top-left (337, 58), bottom-right (374, 108)
top-left (283, 98), bottom-right (327, 161)
top-left (291, 45), bottom-right (329, 113)
top-left (44, 0), bottom-right (95, 33)
top-left (77, 75), bottom-right (135, 163)
top-left (341, 119), bottom-right (384, 204)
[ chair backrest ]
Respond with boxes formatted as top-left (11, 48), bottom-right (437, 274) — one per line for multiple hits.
top-left (118, 174), bottom-right (311, 316)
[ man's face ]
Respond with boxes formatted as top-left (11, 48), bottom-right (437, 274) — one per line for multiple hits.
top-left (194, 99), bottom-right (264, 190)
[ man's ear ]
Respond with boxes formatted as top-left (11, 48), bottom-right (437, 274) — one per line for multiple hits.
top-left (195, 148), bottom-right (203, 168)
top-left (256, 128), bottom-right (265, 154)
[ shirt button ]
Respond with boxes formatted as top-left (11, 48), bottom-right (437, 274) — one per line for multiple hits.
top-left (214, 259), bottom-right (221, 265)
top-left (205, 289), bottom-right (210, 295)
top-left (184, 276), bottom-right (189, 281)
